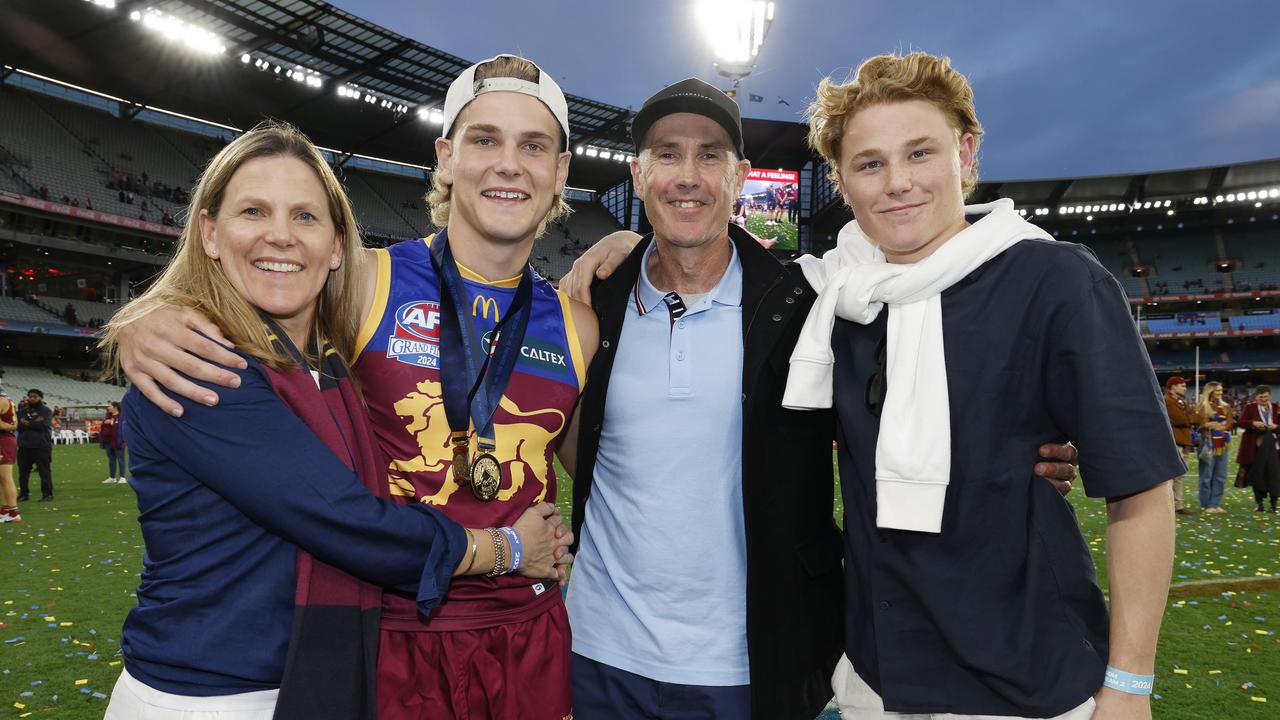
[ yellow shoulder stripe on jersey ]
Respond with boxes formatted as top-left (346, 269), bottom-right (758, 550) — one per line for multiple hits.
top-left (354, 247), bottom-right (391, 356)
top-left (557, 290), bottom-right (587, 390)
top-left (421, 235), bottom-right (522, 288)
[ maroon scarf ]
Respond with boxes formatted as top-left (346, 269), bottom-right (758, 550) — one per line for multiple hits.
top-left (261, 322), bottom-right (385, 720)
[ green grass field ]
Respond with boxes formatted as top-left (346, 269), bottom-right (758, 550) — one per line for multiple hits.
top-left (2, 446), bottom-right (1278, 718)
top-left (744, 211), bottom-right (798, 251)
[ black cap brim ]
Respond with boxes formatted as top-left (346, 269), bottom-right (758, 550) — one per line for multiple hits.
top-left (631, 79), bottom-right (745, 157)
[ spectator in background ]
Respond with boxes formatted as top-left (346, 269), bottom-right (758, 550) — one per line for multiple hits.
top-left (1164, 376), bottom-right (1198, 514)
top-left (1195, 381), bottom-right (1233, 514)
top-left (731, 195), bottom-right (748, 227)
top-left (64, 303), bottom-right (78, 325)
top-left (99, 401), bottom-right (128, 485)
top-left (1236, 384), bottom-right (1280, 513)
top-left (0, 384), bottom-right (19, 522)
top-left (16, 388), bottom-right (54, 502)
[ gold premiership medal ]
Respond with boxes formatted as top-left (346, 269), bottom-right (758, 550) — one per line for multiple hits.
top-left (451, 443), bottom-right (471, 485)
top-left (470, 453), bottom-right (501, 501)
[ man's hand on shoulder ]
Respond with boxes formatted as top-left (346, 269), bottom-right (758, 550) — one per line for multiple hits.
top-left (558, 231), bottom-right (643, 305)
top-left (118, 305), bottom-right (245, 417)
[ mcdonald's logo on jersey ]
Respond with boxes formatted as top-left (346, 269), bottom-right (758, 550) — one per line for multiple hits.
top-left (472, 294), bottom-right (500, 322)
top-left (387, 300), bottom-right (442, 368)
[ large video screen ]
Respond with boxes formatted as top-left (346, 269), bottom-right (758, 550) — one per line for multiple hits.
top-left (737, 169), bottom-right (800, 251)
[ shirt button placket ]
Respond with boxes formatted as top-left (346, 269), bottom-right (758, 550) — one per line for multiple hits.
top-left (670, 320), bottom-right (691, 396)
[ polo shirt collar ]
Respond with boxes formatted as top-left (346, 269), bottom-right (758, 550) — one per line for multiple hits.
top-left (635, 239), bottom-right (743, 316)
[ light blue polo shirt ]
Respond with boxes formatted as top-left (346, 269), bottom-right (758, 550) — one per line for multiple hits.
top-left (567, 240), bottom-right (748, 686)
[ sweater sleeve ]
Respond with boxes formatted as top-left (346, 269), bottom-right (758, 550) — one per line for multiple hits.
top-left (124, 359), bottom-right (466, 614)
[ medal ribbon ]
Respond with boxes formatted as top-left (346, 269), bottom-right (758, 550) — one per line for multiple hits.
top-left (429, 228), bottom-right (534, 458)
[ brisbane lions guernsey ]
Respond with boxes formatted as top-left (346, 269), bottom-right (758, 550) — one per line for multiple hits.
top-left (354, 235), bottom-right (585, 631)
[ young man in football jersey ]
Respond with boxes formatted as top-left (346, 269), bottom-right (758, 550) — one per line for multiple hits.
top-left (115, 55), bottom-right (596, 720)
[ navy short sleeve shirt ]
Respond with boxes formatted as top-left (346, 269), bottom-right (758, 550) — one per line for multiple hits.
top-left (831, 238), bottom-right (1185, 716)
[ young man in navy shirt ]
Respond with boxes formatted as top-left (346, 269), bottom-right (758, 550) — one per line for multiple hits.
top-left (785, 52), bottom-right (1180, 719)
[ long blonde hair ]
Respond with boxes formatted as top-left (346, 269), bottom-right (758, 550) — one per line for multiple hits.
top-left (101, 121), bottom-right (365, 374)
top-left (1199, 381), bottom-right (1225, 418)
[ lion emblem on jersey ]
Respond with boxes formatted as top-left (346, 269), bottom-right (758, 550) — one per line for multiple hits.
top-left (387, 379), bottom-right (566, 505)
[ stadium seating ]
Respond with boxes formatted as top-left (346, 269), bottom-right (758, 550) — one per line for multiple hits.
top-left (0, 91), bottom-right (154, 221)
top-left (27, 93), bottom-right (197, 215)
top-left (39, 297), bottom-right (120, 327)
top-left (1225, 312), bottom-right (1280, 332)
top-left (0, 296), bottom-right (66, 325)
top-left (1224, 230), bottom-right (1280, 290)
top-left (0, 87), bottom-right (440, 244)
top-left (343, 172), bottom-right (423, 239)
top-left (1144, 312), bottom-right (1221, 334)
top-left (533, 201), bottom-right (624, 280)
top-left (1080, 237), bottom-right (1147, 296)
top-left (350, 171), bottom-right (431, 238)
top-left (0, 366), bottom-right (126, 407)
top-left (1133, 234), bottom-right (1217, 295)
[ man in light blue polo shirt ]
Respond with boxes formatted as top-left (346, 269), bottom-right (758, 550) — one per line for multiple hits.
top-left (569, 239), bottom-right (749, 687)
top-left (565, 79), bottom-right (761, 717)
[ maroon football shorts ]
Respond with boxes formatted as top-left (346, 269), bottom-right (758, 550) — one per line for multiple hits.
top-left (0, 437), bottom-right (15, 465)
top-left (377, 600), bottom-right (572, 720)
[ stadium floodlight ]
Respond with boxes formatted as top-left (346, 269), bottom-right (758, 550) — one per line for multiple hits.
top-left (134, 8), bottom-right (227, 55)
top-left (586, 148), bottom-right (599, 157)
top-left (241, 53), bottom-right (251, 63)
top-left (575, 146), bottom-right (584, 155)
top-left (82, 0), bottom-right (117, 9)
top-left (697, 0), bottom-right (776, 94)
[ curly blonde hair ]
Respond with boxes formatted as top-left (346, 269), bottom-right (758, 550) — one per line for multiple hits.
top-left (807, 51), bottom-right (984, 197)
top-left (427, 55), bottom-right (571, 237)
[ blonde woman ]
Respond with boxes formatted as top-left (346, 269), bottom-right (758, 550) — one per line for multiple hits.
top-left (99, 122), bottom-right (569, 720)
top-left (1196, 381), bottom-right (1234, 513)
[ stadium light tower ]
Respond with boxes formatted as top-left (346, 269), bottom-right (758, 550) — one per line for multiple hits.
top-left (697, 0), bottom-right (776, 96)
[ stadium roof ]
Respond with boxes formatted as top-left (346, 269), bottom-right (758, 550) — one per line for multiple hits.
top-left (4, 1), bottom-right (1279, 206)
top-left (0, 0), bottom-right (649, 189)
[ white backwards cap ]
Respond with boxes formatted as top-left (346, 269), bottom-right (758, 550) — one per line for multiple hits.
top-left (441, 54), bottom-right (570, 147)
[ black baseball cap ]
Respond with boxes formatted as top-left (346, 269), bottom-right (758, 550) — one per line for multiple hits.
top-left (630, 78), bottom-right (745, 157)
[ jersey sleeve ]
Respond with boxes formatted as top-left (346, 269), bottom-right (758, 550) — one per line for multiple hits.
top-left (124, 358), bottom-right (466, 614)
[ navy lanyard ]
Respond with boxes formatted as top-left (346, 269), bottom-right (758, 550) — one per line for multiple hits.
top-left (428, 228), bottom-right (533, 453)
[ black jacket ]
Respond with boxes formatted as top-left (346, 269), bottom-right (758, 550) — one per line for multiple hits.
top-left (571, 225), bottom-right (844, 720)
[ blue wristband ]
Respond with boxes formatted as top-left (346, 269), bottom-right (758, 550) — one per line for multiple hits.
top-left (498, 526), bottom-right (523, 574)
top-left (1104, 666), bottom-right (1154, 695)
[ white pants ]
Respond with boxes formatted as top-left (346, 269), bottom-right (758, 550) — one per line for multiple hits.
top-left (104, 667), bottom-right (278, 720)
top-left (833, 655), bottom-right (1096, 720)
